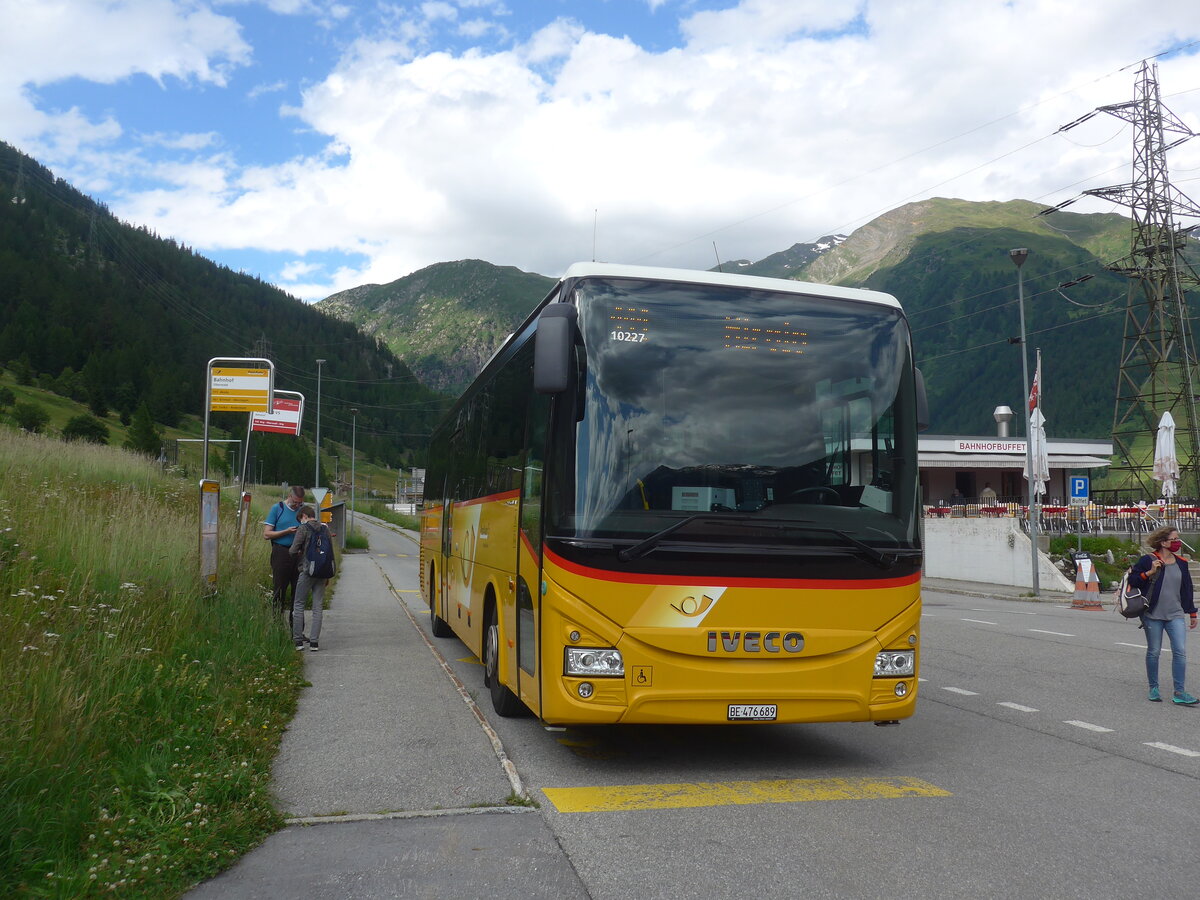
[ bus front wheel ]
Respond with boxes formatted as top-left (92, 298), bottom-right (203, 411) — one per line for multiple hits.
top-left (484, 604), bottom-right (524, 717)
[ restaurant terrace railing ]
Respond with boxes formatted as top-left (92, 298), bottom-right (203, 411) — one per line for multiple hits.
top-left (923, 502), bottom-right (1200, 534)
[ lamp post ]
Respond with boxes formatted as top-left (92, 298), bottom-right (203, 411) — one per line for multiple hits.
top-left (350, 408), bottom-right (358, 533)
top-left (315, 359), bottom-right (326, 490)
top-left (1010, 248), bottom-right (1039, 596)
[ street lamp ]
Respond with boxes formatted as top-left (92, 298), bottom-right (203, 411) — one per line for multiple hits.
top-left (314, 359), bottom-right (326, 489)
top-left (1010, 248), bottom-right (1039, 596)
top-left (350, 408), bottom-right (358, 533)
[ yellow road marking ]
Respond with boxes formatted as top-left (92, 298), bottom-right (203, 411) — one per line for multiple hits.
top-left (459, 656), bottom-right (483, 666)
top-left (543, 776), bottom-right (950, 813)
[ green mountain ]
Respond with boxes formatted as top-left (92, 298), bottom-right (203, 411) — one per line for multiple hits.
top-left (801, 198), bottom-right (1130, 286)
top-left (319, 260), bottom-right (556, 394)
top-left (855, 223), bottom-right (1129, 437)
top-left (0, 141), bottom-right (448, 479)
top-left (718, 235), bottom-right (847, 278)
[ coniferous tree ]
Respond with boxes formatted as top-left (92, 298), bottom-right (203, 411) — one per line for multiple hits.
top-left (124, 402), bottom-right (161, 456)
top-left (11, 355), bottom-right (33, 386)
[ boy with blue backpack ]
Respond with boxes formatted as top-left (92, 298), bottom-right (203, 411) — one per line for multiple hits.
top-left (288, 505), bottom-right (336, 650)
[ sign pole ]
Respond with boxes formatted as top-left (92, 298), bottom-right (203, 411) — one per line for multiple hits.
top-left (199, 479), bottom-right (220, 590)
top-left (204, 357), bottom-right (275, 586)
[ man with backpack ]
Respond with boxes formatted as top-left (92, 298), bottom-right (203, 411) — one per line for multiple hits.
top-left (263, 485), bottom-right (306, 626)
top-left (289, 504), bottom-right (336, 651)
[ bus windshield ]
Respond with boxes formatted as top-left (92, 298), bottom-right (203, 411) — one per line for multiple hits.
top-left (556, 277), bottom-right (920, 551)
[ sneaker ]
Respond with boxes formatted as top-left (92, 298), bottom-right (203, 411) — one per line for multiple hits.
top-left (308, 641), bottom-right (319, 652)
top-left (1149, 686), bottom-right (1162, 702)
top-left (294, 640), bottom-right (305, 651)
top-left (1173, 691), bottom-right (1199, 706)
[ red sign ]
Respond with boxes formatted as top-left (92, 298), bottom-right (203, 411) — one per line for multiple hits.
top-left (251, 396), bottom-right (303, 435)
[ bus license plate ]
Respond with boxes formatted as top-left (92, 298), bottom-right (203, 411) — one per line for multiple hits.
top-left (728, 704), bottom-right (777, 721)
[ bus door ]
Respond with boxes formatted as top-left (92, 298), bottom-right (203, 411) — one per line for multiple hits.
top-left (516, 391), bottom-right (551, 714)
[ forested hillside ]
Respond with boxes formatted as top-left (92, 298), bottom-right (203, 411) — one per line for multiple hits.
top-left (0, 142), bottom-right (448, 480)
top-left (320, 259), bottom-right (556, 394)
top-left (858, 225), bottom-right (1132, 437)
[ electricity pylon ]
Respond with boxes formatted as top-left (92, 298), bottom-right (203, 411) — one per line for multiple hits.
top-left (1050, 60), bottom-right (1200, 498)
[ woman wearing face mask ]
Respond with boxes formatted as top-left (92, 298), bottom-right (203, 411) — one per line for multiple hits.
top-left (1133, 525), bottom-right (1199, 705)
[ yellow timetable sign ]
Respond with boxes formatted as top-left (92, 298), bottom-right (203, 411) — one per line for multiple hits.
top-left (210, 367), bottom-right (272, 412)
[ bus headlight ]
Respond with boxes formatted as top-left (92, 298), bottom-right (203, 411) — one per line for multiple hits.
top-left (565, 647), bottom-right (625, 677)
top-left (874, 650), bottom-right (915, 677)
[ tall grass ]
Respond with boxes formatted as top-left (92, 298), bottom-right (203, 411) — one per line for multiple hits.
top-left (0, 429), bottom-right (304, 898)
top-left (360, 499), bottom-right (419, 532)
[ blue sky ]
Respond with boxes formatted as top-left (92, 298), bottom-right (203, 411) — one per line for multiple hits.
top-left (3, 0), bottom-right (1199, 300)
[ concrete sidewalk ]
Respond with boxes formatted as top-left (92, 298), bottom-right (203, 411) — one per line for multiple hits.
top-left (186, 524), bottom-right (588, 899)
top-left (923, 575), bottom-right (1100, 605)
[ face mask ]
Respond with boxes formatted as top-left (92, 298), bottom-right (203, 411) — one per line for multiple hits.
top-left (1168, 540), bottom-right (1183, 553)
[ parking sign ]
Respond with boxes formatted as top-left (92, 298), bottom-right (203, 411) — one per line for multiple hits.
top-left (1069, 475), bottom-right (1089, 505)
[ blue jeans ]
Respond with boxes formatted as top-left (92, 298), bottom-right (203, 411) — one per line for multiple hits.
top-left (1144, 616), bottom-right (1188, 694)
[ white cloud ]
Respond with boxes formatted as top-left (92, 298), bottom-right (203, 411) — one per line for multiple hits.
top-left (141, 131), bottom-right (221, 151)
top-left (10, 0), bottom-right (1200, 302)
top-left (681, 0), bottom-right (864, 47)
top-left (279, 259), bottom-right (321, 280)
top-left (0, 0), bottom-right (250, 156)
top-left (1, 0), bottom-right (249, 88)
top-left (248, 79), bottom-right (288, 100)
top-left (523, 18), bottom-right (586, 64)
top-left (421, 2), bottom-right (457, 23)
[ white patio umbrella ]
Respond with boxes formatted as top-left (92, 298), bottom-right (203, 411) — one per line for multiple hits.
top-left (1153, 411), bottom-right (1179, 499)
top-left (1023, 407), bottom-right (1050, 498)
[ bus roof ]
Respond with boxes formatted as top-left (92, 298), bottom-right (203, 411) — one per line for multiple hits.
top-left (559, 262), bottom-right (902, 310)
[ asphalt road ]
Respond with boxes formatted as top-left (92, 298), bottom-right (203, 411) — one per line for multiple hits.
top-left (192, 515), bottom-right (1200, 899)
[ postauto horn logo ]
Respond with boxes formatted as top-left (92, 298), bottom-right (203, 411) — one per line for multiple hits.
top-left (706, 631), bottom-right (804, 653)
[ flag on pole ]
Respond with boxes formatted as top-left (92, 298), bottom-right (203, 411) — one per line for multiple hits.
top-left (1028, 348), bottom-right (1041, 412)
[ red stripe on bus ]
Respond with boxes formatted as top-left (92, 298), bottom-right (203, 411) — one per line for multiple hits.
top-left (521, 530), bottom-right (541, 561)
top-left (543, 545), bottom-right (920, 590)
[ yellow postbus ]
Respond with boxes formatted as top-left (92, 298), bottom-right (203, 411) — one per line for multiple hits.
top-left (420, 263), bottom-right (927, 726)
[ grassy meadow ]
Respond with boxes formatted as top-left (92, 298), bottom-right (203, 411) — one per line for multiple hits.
top-left (360, 499), bottom-right (420, 532)
top-left (0, 428), bottom-right (305, 898)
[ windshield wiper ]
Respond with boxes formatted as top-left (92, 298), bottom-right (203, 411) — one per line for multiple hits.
top-left (616, 514), bottom-right (725, 561)
top-left (616, 514), bottom-right (903, 568)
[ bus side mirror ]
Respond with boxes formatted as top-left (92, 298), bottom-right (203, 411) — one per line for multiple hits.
top-left (534, 305), bottom-right (578, 394)
top-left (915, 367), bottom-right (930, 432)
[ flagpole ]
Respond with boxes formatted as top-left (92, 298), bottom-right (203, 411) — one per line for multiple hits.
top-left (1011, 249), bottom-right (1039, 597)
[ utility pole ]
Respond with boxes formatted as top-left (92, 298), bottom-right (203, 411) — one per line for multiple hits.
top-left (315, 359), bottom-right (325, 489)
top-left (350, 408), bottom-right (358, 534)
top-left (1047, 60), bottom-right (1200, 498)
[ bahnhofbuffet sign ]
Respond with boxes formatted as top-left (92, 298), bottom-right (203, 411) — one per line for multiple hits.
top-left (954, 440), bottom-right (1026, 453)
